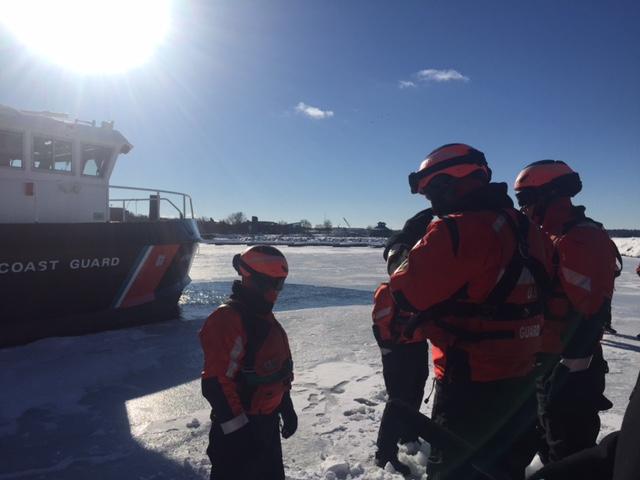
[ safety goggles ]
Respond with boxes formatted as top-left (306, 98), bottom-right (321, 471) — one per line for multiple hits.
top-left (409, 171), bottom-right (425, 194)
top-left (253, 273), bottom-right (286, 292)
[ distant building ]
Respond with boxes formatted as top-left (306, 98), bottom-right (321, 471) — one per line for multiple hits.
top-left (198, 216), bottom-right (306, 237)
top-left (370, 221), bottom-right (392, 237)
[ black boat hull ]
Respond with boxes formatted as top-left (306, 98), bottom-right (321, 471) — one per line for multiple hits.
top-left (0, 220), bottom-right (200, 347)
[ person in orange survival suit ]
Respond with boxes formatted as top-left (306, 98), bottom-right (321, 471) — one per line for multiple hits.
top-left (199, 245), bottom-right (297, 480)
top-left (390, 144), bottom-right (550, 480)
top-left (514, 161), bottom-right (622, 464)
top-left (372, 209), bottom-right (434, 476)
top-left (372, 289), bottom-right (429, 474)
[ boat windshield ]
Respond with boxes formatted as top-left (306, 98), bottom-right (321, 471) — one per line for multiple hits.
top-left (32, 136), bottom-right (72, 173)
top-left (0, 129), bottom-right (23, 168)
top-left (82, 144), bottom-right (112, 177)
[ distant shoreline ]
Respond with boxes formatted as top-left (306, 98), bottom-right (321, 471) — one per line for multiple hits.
top-left (200, 235), bottom-right (386, 248)
top-left (201, 236), bottom-right (640, 257)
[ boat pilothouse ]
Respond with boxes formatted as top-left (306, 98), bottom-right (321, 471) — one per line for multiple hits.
top-left (0, 105), bottom-right (200, 347)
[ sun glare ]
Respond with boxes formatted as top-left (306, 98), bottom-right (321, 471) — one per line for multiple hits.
top-left (0, 0), bottom-right (171, 74)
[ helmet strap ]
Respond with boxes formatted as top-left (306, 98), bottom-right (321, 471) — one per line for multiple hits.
top-left (532, 202), bottom-right (549, 225)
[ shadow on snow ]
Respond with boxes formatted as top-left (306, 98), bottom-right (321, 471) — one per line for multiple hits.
top-left (0, 318), bottom-right (208, 479)
top-left (0, 283), bottom-right (373, 479)
top-left (601, 336), bottom-right (640, 353)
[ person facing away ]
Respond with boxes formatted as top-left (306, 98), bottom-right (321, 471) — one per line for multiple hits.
top-left (514, 160), bottom-right (621, 464)
top-left (371, 211), bottom-right (435, 475)
top-left (389, 143), bottom-right (550, 480)
top-left (199, 245), bottom-right (297, 480)
top-left (372, 210), bottom-right (436, 476)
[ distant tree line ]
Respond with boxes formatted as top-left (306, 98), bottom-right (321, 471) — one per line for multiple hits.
top-left (607, 229), bottom-right (640, 238)
top-left (197, 212), bottom-right (392, 238)
top-left (111, 206), bottom-right (637, 239)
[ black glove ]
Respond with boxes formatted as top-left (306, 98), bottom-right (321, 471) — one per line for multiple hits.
top-left (279, 392), bottom-right (298, 439)
top-left (383, 209), bottom-right (434, 261)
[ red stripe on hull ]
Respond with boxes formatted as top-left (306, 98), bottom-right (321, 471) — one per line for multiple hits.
top-left (120, 244), bottom-right (180, 308)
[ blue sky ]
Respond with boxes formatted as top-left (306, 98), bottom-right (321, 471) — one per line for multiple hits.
top-left (1, 0), bottom-right (638, 228)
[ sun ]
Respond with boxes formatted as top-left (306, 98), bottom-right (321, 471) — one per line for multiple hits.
top-left (0, 0), bottom-right (171, 74)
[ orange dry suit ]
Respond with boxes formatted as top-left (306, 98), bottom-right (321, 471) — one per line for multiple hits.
top-left (199, 282), bottom-right (293, 434)
top-left (372, 284), bottom-right (429, 471)
top-left (372, 282), bottom-right (427, 349)
top-left (374, 209), bottom-right (434, 349)
top-left (540, 202), bottom-right (622, 358)
top-left (390, 183), bottom-right (551, 480)
top-left (390, 185), bottom-right (550, 383)
top-left (535, 201), bottom-right (621, 463)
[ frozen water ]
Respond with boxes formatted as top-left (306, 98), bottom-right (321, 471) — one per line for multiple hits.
top-left (0, 244), bottom-right (638, 479)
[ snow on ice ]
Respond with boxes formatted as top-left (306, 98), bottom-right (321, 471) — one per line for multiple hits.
top-left (0, 244), bottom-right (639, 479)
top-left (613, 237), bottom-right (640, 258)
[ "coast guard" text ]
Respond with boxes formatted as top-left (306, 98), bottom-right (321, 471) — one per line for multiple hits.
top-left (0, 257), bottom-right (120, 274)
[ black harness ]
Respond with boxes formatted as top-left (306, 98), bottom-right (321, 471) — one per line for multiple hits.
top-left (406, 210), bottom-right (550, 342)
top-left (225, 300), bottom-right (293, 410)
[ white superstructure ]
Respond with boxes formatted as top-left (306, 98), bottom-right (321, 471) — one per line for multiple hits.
top-left (0, 105), bottom-right (132, 223)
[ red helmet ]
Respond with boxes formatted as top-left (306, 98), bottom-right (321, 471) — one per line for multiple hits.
top-left (409, 143), bottom-right (491, 195)
top-left (233, 245), bottom-right (288, 291)
top-left (514, 160), bottom-right (582, 207)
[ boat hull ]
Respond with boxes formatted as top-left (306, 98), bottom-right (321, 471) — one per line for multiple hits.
top-left (0, 220), bottom-right (200, 347)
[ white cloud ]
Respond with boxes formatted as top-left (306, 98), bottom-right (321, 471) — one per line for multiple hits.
top-left (399, 68), bottom-right (470, 89)
top-left (398, 80), bottom-right (416, 89)
top-left (415, 68), bottom-right (469, 83)
top-left (295, 102), bottom-right (334, 120)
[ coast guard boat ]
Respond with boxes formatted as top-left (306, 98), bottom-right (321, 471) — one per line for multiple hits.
top-left (0, 105), bottom-right (200, 347)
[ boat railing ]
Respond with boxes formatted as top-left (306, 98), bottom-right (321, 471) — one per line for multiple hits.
top-left (109, 185), bottom-right (195, 221)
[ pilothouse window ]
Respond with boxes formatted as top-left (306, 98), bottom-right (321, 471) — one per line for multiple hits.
top-left (81, 144), bottom-right (112, 177)
top-left (32, 136), bottom-right (72, 172)
top-left (0, 130), bottom-right (24, 168)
